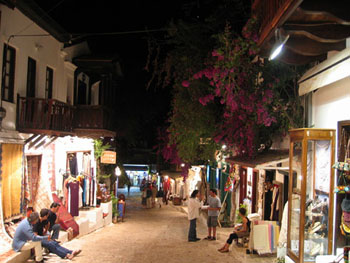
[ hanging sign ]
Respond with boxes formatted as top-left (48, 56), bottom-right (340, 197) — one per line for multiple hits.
top-left (101, 151), bottom-right (116, 164)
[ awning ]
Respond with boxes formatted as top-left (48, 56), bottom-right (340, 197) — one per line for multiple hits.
top-left (225, 149), bottom-right (289, 169)
top-left (298, 48), bottom-right (350, 96)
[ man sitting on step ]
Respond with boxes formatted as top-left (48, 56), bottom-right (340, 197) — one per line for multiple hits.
top-left (34, 208), bottom-right (82, 260)
top-left (12, 212), bottom-right (49, 263)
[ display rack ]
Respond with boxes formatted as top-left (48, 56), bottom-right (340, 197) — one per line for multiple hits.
top-left (287, 129), bottom-right (335, 263)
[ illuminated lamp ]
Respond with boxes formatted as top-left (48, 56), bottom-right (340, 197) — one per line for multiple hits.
top-left (269, 28), bottom-right (290, 61)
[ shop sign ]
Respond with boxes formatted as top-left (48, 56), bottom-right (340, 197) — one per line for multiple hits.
top-left (101, 151), bottom-right (116, 164)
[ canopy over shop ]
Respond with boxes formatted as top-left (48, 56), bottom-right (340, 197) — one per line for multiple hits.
top-left (225, 149), bottom-right (289, 222)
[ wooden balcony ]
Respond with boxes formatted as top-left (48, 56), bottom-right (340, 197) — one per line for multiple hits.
top-left (73, 105), bottom-right (116, 138)
top-left (17, 95), bottom-right (74, 135)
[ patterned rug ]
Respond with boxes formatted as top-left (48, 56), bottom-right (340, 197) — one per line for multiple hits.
top-left (0, 180), bottom-right (14, 258)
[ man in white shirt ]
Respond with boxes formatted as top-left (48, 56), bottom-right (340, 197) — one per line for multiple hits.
top-left (188, 190), bottom-right (203, 242)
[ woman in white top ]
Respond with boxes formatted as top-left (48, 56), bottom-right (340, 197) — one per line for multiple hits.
top-left (188, 190), bottom-right (203, 242)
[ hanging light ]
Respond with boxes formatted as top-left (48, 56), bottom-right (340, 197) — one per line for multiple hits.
top-left (269, 28), bottom-right (290, 61)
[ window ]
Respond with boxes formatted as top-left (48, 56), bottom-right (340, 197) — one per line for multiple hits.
top-left (1, 44), bottom-right (16, 102)
top-left (26, 57), bottom-right (36, 97)
top-left (45, 66), bottom-right (53, 99)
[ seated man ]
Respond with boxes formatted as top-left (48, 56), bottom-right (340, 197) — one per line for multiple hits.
top-left (33, 208), bottom-right (50, 237)
top-left (34, 208), bottom-right (81, 260)
top-left (12, 212), bottom-right (49, 263)
top-left (48, 202), bottom-right (61, 241)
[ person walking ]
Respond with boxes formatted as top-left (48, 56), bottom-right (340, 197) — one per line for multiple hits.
top-left (126, 178), bottom-right (132, 196)
top-left (156, 187), bottom-right (164, 208)
top-left (204, 188), bottom-right (221, 241)
top-left (12, 212), bottom-right (49, 263)
top-left (188, 190), bottom-right (203, 242)
top-left (218, 207), bottom-right (251, 253)
top-left (141, 187), bottom-right (147, 208)
top-left (151, 182), bottom-right (158, 208)
top-left (146, 184), bottom-right (153, 209)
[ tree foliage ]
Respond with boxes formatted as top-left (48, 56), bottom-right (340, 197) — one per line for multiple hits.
top-left (147, 2), bottom-right (306, 162)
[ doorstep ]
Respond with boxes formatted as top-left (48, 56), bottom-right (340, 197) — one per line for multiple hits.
top-left (4, 248), bottom-right (30, 263)
top-left (4, 203), bottom-right (113, 263)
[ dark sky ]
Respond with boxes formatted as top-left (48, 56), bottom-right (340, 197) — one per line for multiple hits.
top-left (33, 0), bottom-right (188, 146)
top-left (33, 1), bottom-right (225, 149)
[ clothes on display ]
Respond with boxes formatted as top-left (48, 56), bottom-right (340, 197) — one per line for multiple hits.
top-left (278, 201), bottom-right (288, 247)
top-left (264, 187), bottom-right (273, 220)
top-left (68, 154), bottom-right (78, 176)
top-left (270, 184), bottom-right (281, 221)
top-left (63, 177), bottom-right (80, 217)
top-left (65, 152), bottom-right (95, 208)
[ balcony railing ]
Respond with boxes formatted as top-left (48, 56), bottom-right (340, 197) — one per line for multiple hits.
top-left (252, 0), bottom-right (300, 46)
top-left (17, 95), bottom-right (74, 133)
top-left (73, 105), bottom-right (114, 131)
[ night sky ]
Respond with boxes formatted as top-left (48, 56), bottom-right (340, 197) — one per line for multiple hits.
top-left (32, 0), bottom-right (190, 147)
top-left (32, 1), bottom-right (229, 150)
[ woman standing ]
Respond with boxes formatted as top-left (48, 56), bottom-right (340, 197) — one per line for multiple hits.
top-left (188, 190), bottom-right (203, 242)
top-left (218, 207), bottom-right (250, 252)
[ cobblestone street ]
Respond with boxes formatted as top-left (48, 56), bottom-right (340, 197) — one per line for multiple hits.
top-left (30, 188), bottom-right (275, 263)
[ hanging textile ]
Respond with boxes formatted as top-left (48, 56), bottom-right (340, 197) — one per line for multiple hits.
top-left (23, 156), bottom-right (30, 211)
top-left (68, 181), bottom-right (80, 216)
top-left (82, 152), bottom-right (91, 176)
top-left (68, 154), bottom-right (78, 176)
top-left (26, 155), bottom-right (41, 208)
top-left (2, 144), bottom-right (23, 219)
top-left (0, 145), bottom-right (14, 255)
top-left (33, 160), bottom-right (52, 213)
top-left (270, 185), bottom-right (280, 221)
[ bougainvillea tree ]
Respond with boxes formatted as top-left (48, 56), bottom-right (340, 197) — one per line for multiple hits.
top-left (183, 19), bottom-right (305, 157)
top-left (147, 3), bottom-right (305, 163)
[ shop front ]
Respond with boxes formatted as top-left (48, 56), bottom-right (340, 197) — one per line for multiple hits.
top-left (286, 129), bottom-right (335, 263)
top-left (124, 164), bottom-right (149, 186)
top-left (288, 47), bottom-right (350, 262)
top-left (23, 136), bottom-right (97, 216)
top-left (226, 150), bottom-right (289, 223)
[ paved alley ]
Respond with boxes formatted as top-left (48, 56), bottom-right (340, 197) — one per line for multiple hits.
top-left (29, 188), bottom-right (275, 263)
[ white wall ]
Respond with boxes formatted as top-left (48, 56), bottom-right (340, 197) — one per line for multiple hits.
top-left (0, 5), bottom-right (69, 130)
top-left (312, 77), bottom-right (350, 130)
top-left (54, 136), bottom-right (96, 192)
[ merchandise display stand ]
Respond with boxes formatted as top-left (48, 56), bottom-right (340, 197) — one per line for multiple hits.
top-left (287, 129), bottom-right (335, 263)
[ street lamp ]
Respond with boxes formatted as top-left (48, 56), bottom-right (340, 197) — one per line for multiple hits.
top-left (115, 166), bottom-right (121, 197)
top-left (269, 28), bottom-right (290, 60)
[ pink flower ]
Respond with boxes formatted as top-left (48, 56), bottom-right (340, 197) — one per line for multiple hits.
top-left (212, 50), bottom-right (220, 57)
top-left (182, 80), bottom-right (190, 87)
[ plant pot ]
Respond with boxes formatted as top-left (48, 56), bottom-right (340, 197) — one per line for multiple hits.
top-left (112, 216), bottom-right (118, 224)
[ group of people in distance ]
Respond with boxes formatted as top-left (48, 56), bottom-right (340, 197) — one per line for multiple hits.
top-left (141, 181), bottom-right (163, 209)
top-left (12, 202), bottom-right (81, 262)
top-left (187, 188), bottom-right (250, 253)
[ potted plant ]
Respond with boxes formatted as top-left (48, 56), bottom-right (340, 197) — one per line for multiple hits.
top-left (111, 194), bottom-right (119, 223)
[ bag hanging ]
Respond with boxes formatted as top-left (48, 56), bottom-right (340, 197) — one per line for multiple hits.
top-left (334, 131), bottom-right (350, 192)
